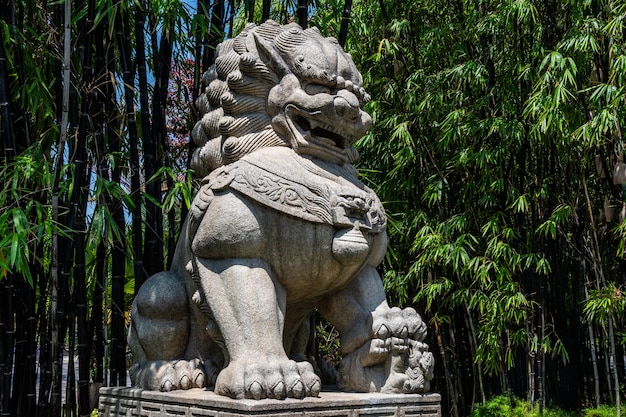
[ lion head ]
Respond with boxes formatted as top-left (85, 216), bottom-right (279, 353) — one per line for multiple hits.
top-left (190, 20), bottom-right (372, 177)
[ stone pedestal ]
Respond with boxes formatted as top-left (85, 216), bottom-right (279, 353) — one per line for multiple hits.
top-left (98, 387), bottom-right (442, 417)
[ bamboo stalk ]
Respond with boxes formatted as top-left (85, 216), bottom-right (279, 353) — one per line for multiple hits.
top-left (608, 316), bottom-right (620, 417)
top-left (434, 319), bottom-right (459, 417)
top-left (8, 0), bottom-right (30, 151)
top-left (0, 18), bottom-right (17, 158)
top-left (338, 0), bottom-right (352, 47)
top-left (247, 0), bottom-right (255, 22)
top-left (76, 7), bottom-right (95, 416)
top-left (0, 276), bottom-right (15, 417)
top-left (204, 0), bottom-right (224, 70)
top-left (93, 241), bottom-right (105, 383)
top-left (144, 2), bottom-right (168, 279)
top-left (48, 1), bottom-right (73, 414)
top-left (66, 311), bottom-right (77, 415)
top-left (23, 257), bottom-right (37, 415)
top-left (582, 170), bottom-right (619, 403)
top-left (583, 263), bottom-right (601, 408)
top-left (35, 266), bottom-right (51, 416)
top-left (72, 0), bottom-right (98, 409)
top-left (133, 0), bottom-right (148, 292)
top-left (110, 103), bottom-right (128, 388)
top-left (464, 304), bottom-right (485, 405)
top-left (0, 8), bottom-right (17, 416)
top-left (538, 277), bottom-right (545, 413)
top-left (13, 277), bottom-right (24, 414)
top-left (192, 2), bottom-right (203, 104)
top-left (111, 7), bottom-right (136, 385)
top-left (262, 0), bottom-right (270, 22)
top-left (298, 0), bottom-right (307, 29)
top-left (87, 1), bottom-right (109, 396)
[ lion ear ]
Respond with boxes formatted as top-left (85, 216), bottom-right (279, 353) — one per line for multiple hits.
top-left (249, 32), bottom-right (291, 78)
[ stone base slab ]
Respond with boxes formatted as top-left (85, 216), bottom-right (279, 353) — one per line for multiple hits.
top-left (98, 387), bottom-right (442, 417)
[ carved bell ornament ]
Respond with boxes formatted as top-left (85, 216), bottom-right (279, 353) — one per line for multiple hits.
top-left (332, 223), bottom-right (370, 265)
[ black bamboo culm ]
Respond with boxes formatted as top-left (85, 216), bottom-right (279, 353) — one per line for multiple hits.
top-left (35, 262), bottom-right (51, 417)
top-left (298, 0), bottom-right (307, 29)
top-left (48, 0), bottom-right (75, 413)
top-left (8, 0), bottom-right (30, 151)
top-left (87, 0), bottom-right (109, 396)
top-left (166, 157), bottom-right (177, 270)
top-left (11, 273), bottom-right (35, 416)
top-left (74, 0), bottom-right (98, 413)
top-left (22, 275), bottom-right (37, 416)
top-left (141, 3), bottom-right (169, 279)
top-left (6, 3), bottom-right (37, 411)
top-left (21, 211), bottom-right (44, 417)
top-left (111, 7), bottom-right (136, 386)
top-left (91, 37), bottom-right (113, 389)
top-left (0, 276), bottom-right (15, 417)
top-left (162, 40), bottom-right (177, 270)
top-left (338, 0), bottom-right (352, 47)
top-left (148, 4), bottom-right (176, 271)
top-left (91, 103), bottom-right (109, 393)
top-left (204, 0), bottom-right (224, 71)
top-left (92, 241), bottom-right (106, 384)
top-left (228, 1), bottom-right (235, 38)
top-left (103, 10), bottom-right (128, 389)
top-left (190, 0), bottom-right (206, 174)
top-left (0, 26), bottom-right (17, 158)
top-left (262, 0), bottom-right (270, 22)
top-left (110, 74), bottom-right (129, 389)
top-left (192, 1), bottom-right (204, 103)
top-left (131, 0), bottom-right (147, 293)
top-left (246, 0), bottom-right (254, 22)
top-left (66, 312), bottom-right (77, 416)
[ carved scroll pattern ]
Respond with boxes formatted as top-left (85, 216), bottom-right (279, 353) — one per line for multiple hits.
top-left (230, 168), bottom-right (334, 224)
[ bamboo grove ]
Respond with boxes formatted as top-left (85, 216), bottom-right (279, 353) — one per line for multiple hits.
top-left (347, 0), bottom-right (626, 415)
top-left (1, 0), bottom-right (626, 416)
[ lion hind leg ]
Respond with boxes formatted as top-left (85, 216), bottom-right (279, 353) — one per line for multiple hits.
top-left (129, 271), bottom-right (209, 391)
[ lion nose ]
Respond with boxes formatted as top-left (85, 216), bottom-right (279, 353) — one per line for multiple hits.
top-left (334, 91), bottom-right (361, 122)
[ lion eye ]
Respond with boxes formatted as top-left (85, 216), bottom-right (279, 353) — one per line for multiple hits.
top-left (304, 83), bottom-right (332, 95)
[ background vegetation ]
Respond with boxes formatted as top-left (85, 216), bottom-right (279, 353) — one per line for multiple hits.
top-left (1, 0), bottom-right (626, 416)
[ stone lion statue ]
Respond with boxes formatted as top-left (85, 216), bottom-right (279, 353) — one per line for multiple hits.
top-left (128, 20), bottom-right (434, 400)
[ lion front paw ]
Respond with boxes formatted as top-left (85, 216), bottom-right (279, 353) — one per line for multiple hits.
top-left (371, 306), bottom-right (427, 342)
top-left (355, 306), bottom-right (426, 367)
top-left (130, 358), bottom-right (206, 392)
top-left (338, 306), bottom-right (433, 393)
top-left (215, 357), bottom-right (321, 400)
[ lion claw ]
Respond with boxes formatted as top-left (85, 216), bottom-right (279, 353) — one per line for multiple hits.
top-left (248, 381), bottom-right (263, 400)
top-left (161, 378), bottom-right (173, 392)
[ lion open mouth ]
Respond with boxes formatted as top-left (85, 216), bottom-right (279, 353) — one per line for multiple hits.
top-left (295, 116), bottom-right (347, 149)
top-left (282, 104), bottom-right (360, 164)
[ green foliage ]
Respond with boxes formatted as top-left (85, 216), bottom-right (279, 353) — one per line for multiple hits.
top-left (584, 282), bottom-right (626, 326)
top-left (322, 0), bottom-right (626, 412)
top-left (315, 315), bottom-right (341, 365)
top-left (583, 405), bottom-right (621, 417)
top-left (471, 395), bottom-right (575, 417)
top-left (0, 149), bottom-right (69, 286)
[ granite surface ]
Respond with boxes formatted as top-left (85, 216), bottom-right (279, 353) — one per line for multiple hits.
top-left (99, 387), bottom-right (442, 416)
